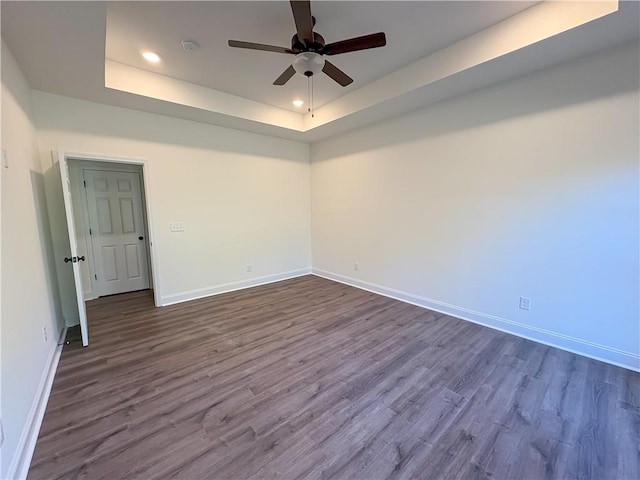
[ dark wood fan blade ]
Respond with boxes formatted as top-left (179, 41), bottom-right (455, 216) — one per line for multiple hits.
top-left (273, 65), bottom-right (296, 85)
top-left (322, 60), bottom-right (353, 87)
top-left (290, 1), bottom-right (314, 45)
top-left (228, 40), bottom-right (295, 54)
top-left (321, 32), bottom-right (386, 56)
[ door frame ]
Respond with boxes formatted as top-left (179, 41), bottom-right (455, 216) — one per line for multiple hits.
top-left (59, 151), bottom-right (161, 309)
top-left (70, 161), bottom-right (151, 300)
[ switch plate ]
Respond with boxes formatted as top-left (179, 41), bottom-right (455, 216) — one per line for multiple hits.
top-left (1, 148), bottom-right (8, 168)
top-left (170, 222), bottom-right (184, 232)
top-left (246, 264), bottom-right (252, 272)
top-left (353, 262), bottom-right (359, 271)
top-left (519, 296), bottom-right (531, 311)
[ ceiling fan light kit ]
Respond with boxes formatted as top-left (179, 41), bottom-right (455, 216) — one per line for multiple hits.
top-left (292, 52), bottom-right (325, 77)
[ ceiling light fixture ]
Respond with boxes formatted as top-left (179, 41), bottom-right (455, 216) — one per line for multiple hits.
top-left (292, 52), bottom-right (325, 78)
top-left (292, 99), bottom-right (304, 107)
top-left (141, 51), bottom-right (162, 63)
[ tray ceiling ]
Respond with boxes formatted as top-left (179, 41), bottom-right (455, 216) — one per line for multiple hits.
top-left (2, 1), bottom-right (638, 141)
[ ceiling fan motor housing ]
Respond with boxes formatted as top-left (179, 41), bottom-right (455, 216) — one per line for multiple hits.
top-left (291, 32), bottom-right (326, 52)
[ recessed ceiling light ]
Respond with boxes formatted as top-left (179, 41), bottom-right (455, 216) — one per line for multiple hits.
top-left (141, 51), bottom-right (162, 63)
top-left (292, 99), bottom-right (304, 107)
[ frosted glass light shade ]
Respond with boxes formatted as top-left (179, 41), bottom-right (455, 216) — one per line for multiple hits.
top-left (292, 52), bottom-right (325, 77)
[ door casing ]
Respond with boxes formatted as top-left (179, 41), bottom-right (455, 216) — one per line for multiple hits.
top-left (70, 161), bottom-right (152, 299)
top-left (61, 151), bottom-right (161, 309)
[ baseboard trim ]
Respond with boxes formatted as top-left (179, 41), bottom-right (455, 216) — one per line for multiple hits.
top-left (7, 327), bottom-right (67, 480)
top-left (159, 268), bottom-right (312, 306)
top-left (312, 269), bottom-right (640, 372)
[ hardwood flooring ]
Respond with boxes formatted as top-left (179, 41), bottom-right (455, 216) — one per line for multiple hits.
top-left (29, 275), bottom-right (639, 479)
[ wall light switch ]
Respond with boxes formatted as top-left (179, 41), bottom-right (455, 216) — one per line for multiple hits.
top-left (2, 148), bottom-right (8, 168)
top-left (170, 222), bottom-right (184, 232)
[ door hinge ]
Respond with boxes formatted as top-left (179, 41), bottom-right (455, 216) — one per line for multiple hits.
top-left (94, 274), bottom-right (97, 280)
top-left (89, 228), bottom-right (92, 236)
top-left (83, 180), bottom-right (86, 188)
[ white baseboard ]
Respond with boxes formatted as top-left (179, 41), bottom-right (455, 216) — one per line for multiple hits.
top-left (159, 268), bottom-right (312, 306)
top-left (313, 269), bottom-right (640, 372)
top-left (7, 327), bottom-right (67, 480)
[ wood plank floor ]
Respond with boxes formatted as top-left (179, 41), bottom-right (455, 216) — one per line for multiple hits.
top-left (29, 275), bottom-right (639, 479)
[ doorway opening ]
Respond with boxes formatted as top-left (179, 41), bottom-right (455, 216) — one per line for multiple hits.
top-left (58, 151), bottom-right (160, 346)
top-left (69, 160), bottom-right (152, 300)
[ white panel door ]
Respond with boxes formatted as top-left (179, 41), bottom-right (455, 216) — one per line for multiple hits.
top-left (84, 169), bottom-right (150, 296)
top-left (58, 152), bottom-right (89, 346)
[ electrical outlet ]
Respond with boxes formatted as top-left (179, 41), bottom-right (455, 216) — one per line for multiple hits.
top-left (519, 296), bottom-right (531, 311)
top-left (170, 222), bottom-right (184, 232)
top-left (246, 264), bottom-right (252, 273)
top-left (43, 326), bottom-right (48, 342)
top-left (353, 262), bottom-right (359, 271)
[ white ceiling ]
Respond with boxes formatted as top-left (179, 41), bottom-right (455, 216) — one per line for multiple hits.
top-left (1, 1), bottom-right (638, 142)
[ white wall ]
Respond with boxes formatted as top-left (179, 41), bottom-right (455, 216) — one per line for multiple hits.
top-left (32, 91), bottom-right (311, 313)
top-left (1, 41), bottom-right (64, 479)
top-left (311, 41), bottom-right (640, 370)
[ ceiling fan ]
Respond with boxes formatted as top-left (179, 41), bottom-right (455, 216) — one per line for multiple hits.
top-left (228, 0), bottom-right (386, 87)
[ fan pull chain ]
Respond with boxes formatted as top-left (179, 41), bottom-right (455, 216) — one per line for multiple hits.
top-left (307, 76), bottom-right (311, 118)
top-left (306, 75), bottom-right (315, 118)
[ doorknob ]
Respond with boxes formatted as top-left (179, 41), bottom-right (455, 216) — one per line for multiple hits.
top-left (64, 256), bottom-right (85, 263)
top-left (139, 236), bottom-right (144, 240)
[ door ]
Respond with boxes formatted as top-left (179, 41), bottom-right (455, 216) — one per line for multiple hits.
top-left (58, 152), bottom-right (89, 346)
top-left (84, 169), bottom-right (150, 296)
